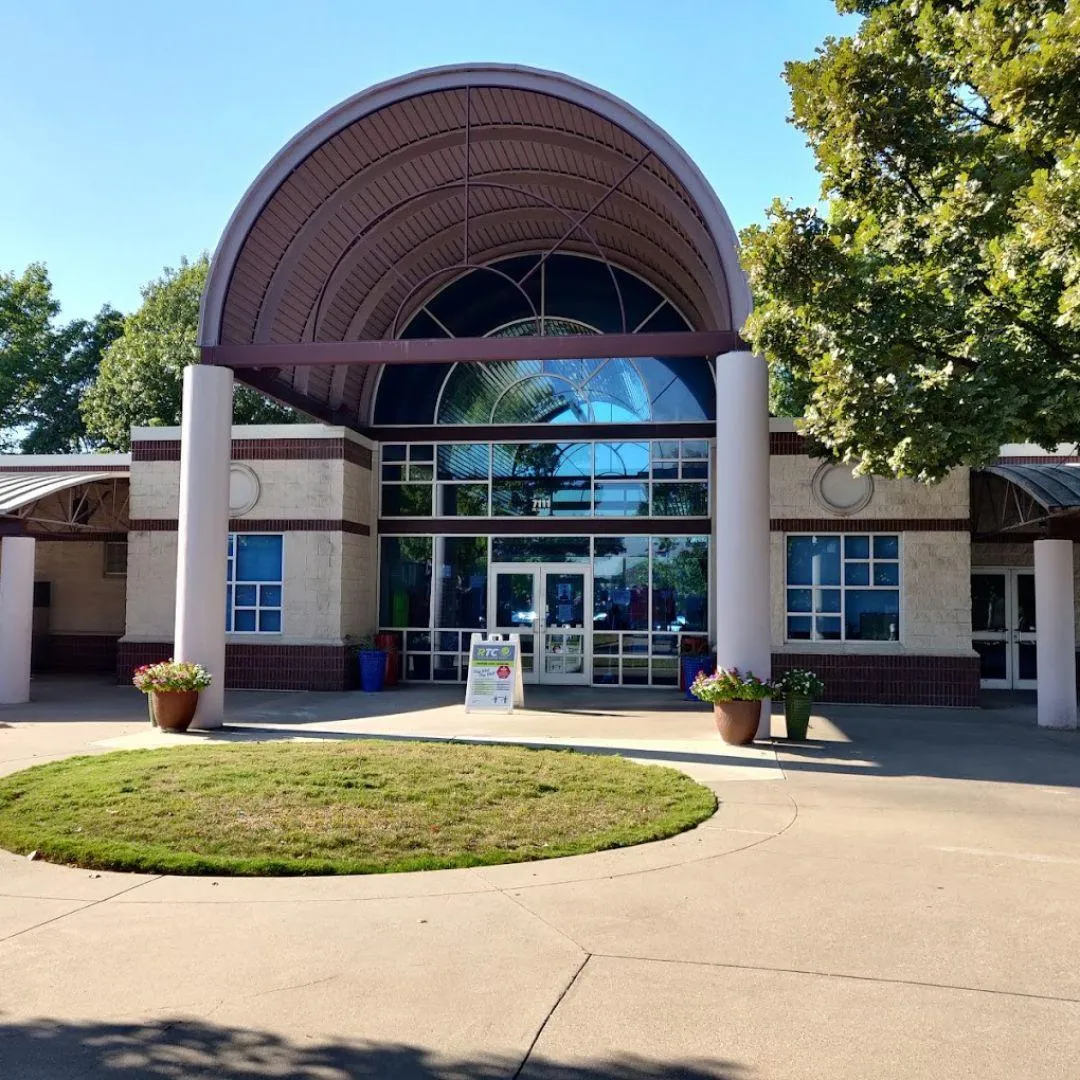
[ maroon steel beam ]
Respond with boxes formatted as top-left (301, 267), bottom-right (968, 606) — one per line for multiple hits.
top-left (204, 331), bottom-right (744, 369)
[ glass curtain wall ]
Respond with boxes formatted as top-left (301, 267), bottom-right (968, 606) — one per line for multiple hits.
top-left (378, 534), bottom-right (710, 687)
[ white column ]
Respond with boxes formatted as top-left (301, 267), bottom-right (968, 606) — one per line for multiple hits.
top-left (174, 364), bottom-right (233, 729)
top-left (715, 351), bottom-right (772, 738)
top-left (1034, 538), bottom-right (1077, 729)
top-left (0, 536), bottom-right (35, 705)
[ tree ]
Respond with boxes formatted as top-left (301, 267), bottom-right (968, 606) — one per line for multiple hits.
top-left (0, 264), bottom-right (123, 452)
top-left (740, 0), bottom-right (1080, 481)
top-left (81, 256), bottom-right (299, 450)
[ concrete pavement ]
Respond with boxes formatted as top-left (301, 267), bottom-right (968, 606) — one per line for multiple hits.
top-left (1, 679), bottom-right (1078, 1078)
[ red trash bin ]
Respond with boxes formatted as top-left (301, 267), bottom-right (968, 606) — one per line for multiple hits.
top-left (374, 632), bottom-right (400, 686)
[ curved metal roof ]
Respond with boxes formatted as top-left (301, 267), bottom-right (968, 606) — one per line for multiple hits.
top-left (198, 65), bottom-right (748, 428)
top-left (0, 472), bottom-right (130, 515)
top-left (980, 464), bottom-right (1080, 513)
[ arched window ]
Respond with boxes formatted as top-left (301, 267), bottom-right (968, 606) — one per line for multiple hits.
top-left (373, 254), bottom-right (714, 426)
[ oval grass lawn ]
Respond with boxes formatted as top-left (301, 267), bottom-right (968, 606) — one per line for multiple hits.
top-left (0, 740), bottom-right (716, 876)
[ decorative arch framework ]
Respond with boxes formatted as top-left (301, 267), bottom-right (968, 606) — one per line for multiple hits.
top-left (197, 64), bottom-right (749, 431)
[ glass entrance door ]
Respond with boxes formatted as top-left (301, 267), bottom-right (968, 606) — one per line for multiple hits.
top-left (488, 563), bottom-right (591, 685)
top-left (540, 567), bottom-right (590, 685)
top-left (971, 569), bottom-right (1037, 689)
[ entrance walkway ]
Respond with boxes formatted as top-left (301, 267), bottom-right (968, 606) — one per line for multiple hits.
top-left (1, 679), bottom-right (1078, 1078)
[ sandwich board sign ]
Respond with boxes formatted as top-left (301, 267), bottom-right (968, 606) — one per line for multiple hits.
top-left (465, 633), bottom-right (524, 713)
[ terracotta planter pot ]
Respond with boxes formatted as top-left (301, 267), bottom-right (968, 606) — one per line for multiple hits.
top-left (713, 700), bottom-right (762, 745)
top-left (150, 690), bottom-right (200, 732)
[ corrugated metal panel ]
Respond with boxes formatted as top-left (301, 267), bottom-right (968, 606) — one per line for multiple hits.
top-left (0, 472), bottom-right (130, 514)
top-left (981, 464), bottom-right (1080, 511)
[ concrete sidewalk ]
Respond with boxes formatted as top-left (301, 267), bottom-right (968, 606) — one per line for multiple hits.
top-left (1, 679), bottom-right (1079, 1078)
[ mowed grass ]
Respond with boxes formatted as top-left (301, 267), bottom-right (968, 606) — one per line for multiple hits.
top-left (0, 740), bottom-right (716, 876)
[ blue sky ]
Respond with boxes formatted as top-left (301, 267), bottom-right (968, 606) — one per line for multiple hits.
top-left (2, 0), bottom-right (853, 322)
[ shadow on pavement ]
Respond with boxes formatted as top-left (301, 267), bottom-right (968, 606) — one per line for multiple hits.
top-left (0, 1016), bottom-right (748, 1079)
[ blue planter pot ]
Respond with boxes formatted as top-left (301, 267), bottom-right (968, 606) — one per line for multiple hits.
top-left (682, 656), bottom-right (713, 700)
top-left (359, 649), bottom-right (387, 692)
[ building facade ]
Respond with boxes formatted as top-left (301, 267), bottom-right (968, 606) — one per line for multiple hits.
top-left (1, 64), bottom-right (1076, 727)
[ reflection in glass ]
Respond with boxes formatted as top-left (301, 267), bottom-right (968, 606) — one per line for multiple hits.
top-left (379, 538), bottom-right (431, 627)
top-left (545, 572), bottom-right (586, 628)
top-left (971, 574), bottom-right (1008, 632)
top-left (974, 640), bottom-right (1008, 681)
top-left (1016, 573), bottom-right (1037, 632)
top-left (786, 536), bottom-right (841, 586)
top-left (495, 573), bottom-right (537, 629)
top-left (434, 537), bottom-right (487, 629)
top-left (652, 537), bottom-right (709, 632)
top-left (382, 484), bottom-right (432, 517)
top-left (845, 590), bottom-right (900, 640)
top-left (492, 536), bottom-right (591, 562)
top-left (593, 544), bottom-right (648, 630)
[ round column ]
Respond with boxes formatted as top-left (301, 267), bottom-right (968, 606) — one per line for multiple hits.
top-left (1034, 538), bottom-right (1077, 729)
top-left (175, 364), bottom-right (233, 729)
top-left (0, 536), bottom-right (36, 705)
top-left (714, 351), bottom-right (772, 738)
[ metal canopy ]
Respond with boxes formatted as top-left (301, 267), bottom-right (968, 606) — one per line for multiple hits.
top-left (0, 472), bottom-right (130, 516)
top-left (198, 65), bottom-right (750, 432)
top-left (973, 464), bottom-right (1080, 535)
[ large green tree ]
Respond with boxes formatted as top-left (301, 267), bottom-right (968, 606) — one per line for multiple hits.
top-left (81, 256), bottom-right (299, 450)
top-left (0, 264), bottom-right (122, 452)
top-left (740, 0), bottom-right (1080, 481)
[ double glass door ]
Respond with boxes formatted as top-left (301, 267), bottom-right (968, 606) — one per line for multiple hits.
top-left (489, 563), bottom-right (591, 684)
top-left (971, 569), bottom-right (1037, 689)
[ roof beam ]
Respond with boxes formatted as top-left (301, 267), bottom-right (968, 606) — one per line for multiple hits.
top-left (204, 331), bottom-right (744, 369)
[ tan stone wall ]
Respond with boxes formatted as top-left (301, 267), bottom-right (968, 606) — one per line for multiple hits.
top-left (770, 456), bottom-right (973, 655)
top-left (770, 456), bottom-right (970, 520)
top-left (340, 531), bottom-right (378, 640)
top-left (32, 542), bottom-right (126, 635)
top-left (123, 532), bottom-right (177, 640)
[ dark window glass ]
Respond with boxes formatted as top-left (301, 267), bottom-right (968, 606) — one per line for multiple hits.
top-left (651, 483), bottom-right (708, 516)
top-left (845, 590), bottom-right (900, 640)
top-left (438, 483), bottom-right (489, 516)
top-left (379, 537), bottom-right (432, 627)
top-left (437, 443), bottom-right (489, 480)
top-left (382, 485), bottom-right (433, 517)
top-left (235, 535), bottom-right (282, 582)
top-left (373, 364), bottom-right (447, 425)
top-left (491, 536), bottom-right (590, 562)
top-left (786, 536), bottom-right (841, 586)
top-left (873, 535), bottom-right (899, 560)
top-left (434, 537), bottom-right (487, 629)
top-left (593, 547), bottom-right (649, 631)
top-left (651, 536), bottom-right (709, 632)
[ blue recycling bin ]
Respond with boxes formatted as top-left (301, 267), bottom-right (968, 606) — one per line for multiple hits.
top-left (359, 649), bottom-right (387, 692)
top-left (682, 656), bottom-right (713, 700)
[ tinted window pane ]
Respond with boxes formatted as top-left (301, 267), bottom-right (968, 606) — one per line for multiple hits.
top-left (594, 536), bottom-right (648, 559)
top-left (845, 562), bottom-right (870, 586)
top-left (844, 535), bottom-right (870, 560)
top-left (786, 537), bottom-right (814, 585)
top-left (491, 536), bottom-right (590, 562)
top-left (651, 536), bottom-right (709, 632)
top-left (873, 563), bottom-right (900, 586)
top-left (651, 482), bottom-right (708, 516)
top-left (845, 590), bottom-right (900, 640)
top-left (234, 584), bottom-right (257, 606)
top-left (816, 616), bottom-right (842, 640)
top-left (258, 610), bottom-right (281, 633)
top-left (786, 536), bottom-right (840, 586)
top-left (787, 615), bottom-right (812, 640)
top-left (434, 537), bottom-right (487, 629)
top-left (594, 442), bottom-right (649, 478)
top-left (438, 483), bottom-right (489, 516)
top-left (593, 551), bottom-right (648, 631)
top-left (873, 535), bottom-right (899, 560)
top-left (235, 536), bottom-right (282, 582)
top-left (787, 588), bottom-right (812, 613)
top-left (816, 588), bottom-right (841, 613)
top-left (234, 609), bottom-right (256, 632)
top-left (492, 478), bottom-right (591, 517)
top-left (437, 443), bottom-right (489, 480)
top-left (379, 537), bottom-right (432, 627)
top-left (594, 481), bottom-right (648, 516)
top-left (382, 485), bottom-right (433, 517)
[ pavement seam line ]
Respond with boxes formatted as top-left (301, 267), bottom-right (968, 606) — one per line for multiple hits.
top-left (587, 950), bottom-right (1080, 1005)
top-left (0, 874), bottom-right (165, 946)
top-left (512, 953), bottom-right (592, 1080)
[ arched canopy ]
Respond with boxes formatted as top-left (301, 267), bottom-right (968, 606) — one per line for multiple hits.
top-left (199, 64), bottom-right (749, 431)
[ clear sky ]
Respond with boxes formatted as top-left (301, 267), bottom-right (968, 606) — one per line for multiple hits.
top-left (2, 0), bottom-right (853, 323)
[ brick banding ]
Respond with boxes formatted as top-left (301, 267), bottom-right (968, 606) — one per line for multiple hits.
top-left (128, 518), bottom-right (370, 535)
top-left (132, 437), bottom-right (372, 468)
top-left (771, 518), bottom-right (971, 533)
top-left (769, 432), bottom-right (809, 455)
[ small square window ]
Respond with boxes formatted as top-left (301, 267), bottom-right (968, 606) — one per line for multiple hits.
top-left (103, 541), bottom-right (128, 577)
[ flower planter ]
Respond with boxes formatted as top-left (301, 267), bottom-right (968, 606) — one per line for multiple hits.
top-left (150, 690), bottom-right (200, 732)
top-left (713, 700), bottom-right (762, 745)
top-left (784, 693), bottom-right (812, 741)
top-left (359, 649), bottom-right (388, 692)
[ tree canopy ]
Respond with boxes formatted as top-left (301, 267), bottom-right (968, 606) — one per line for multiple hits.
top-left (0, 264), bottom-right (122, 452)
top-left (740, 0), bottom-right (1080, 480)
top-left (81, 256), bottom-right (298, 450)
